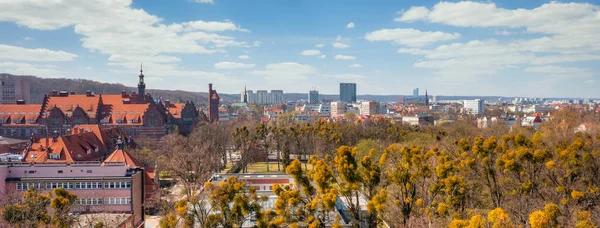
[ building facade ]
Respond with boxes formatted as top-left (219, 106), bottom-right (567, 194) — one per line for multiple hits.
top-left (308, 90), bottom-right (319, 104)
top-left (208, 84), bottom-right (220, 122)
top-left (0, 71), bottom-right (201, 143)
top-left (0, 75), bottom-right (31, 104)
top-left (464, 99), bottom-right (485, 115)
top-left (256, 90), bottom-right (268, 105)
top-left (270, 90), bottom-right (284, 104)
top-left (360, 101), bottom-right (377, 116)
top-left (339, 83), bottom-right (357, 103)
top-left (330, 101), bottom-right (346, 117)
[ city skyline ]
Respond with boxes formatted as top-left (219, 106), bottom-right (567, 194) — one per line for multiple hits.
top-left (0, 0), bottom-right (599, 97)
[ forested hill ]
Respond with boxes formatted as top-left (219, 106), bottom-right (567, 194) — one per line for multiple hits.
top-left (0, 74), bottom-right (238, 104)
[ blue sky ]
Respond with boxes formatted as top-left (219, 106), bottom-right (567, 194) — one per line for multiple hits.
top-left (0, 0), bottom-right (599, 98)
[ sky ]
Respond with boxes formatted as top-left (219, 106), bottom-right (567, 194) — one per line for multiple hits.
top-left (0, 0), bottom-right (599, 98)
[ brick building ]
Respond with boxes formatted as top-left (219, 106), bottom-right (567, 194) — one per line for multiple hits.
top-left (208, 83), bottom-right (220, 122)
top-left (0, 126), bottom-right (157, 227)
top-left (0, 70), bottom-right (202, 142)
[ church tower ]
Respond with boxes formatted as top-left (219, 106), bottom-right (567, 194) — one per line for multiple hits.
top-left (425, 90), bottom-right (429, 106)
top-left (138, 63), bottom-right (146, 96)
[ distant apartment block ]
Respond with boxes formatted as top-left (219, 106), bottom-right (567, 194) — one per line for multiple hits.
top-left (0, 75), bottom-right (31, 104)
top-left (360, 101), bottom-right (377, 116)
top-left (256, 90), bottom-right (268, 105)
top-left (413, 88), bottom-right (419, 98)
top-left (330, 101), bottom-right (346, 117)
top-left (339, 83), bottom-right (356, 103)
top-left (270, 90), bottom-right (284, 104)
top-left (308, 90), bottom-right (319, 104)
top-left (464, 99), bottom-right (485, 115)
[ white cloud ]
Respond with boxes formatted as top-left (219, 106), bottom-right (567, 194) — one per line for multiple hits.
top-left (405, 40), bottom-right (534, 81)
top-left (495, 30), bottom-right (512, 36)
top-left (178, 20), bottom-right (250, 32)
top-left (214, 61), bottom-right (256, 69)
top-left (24, 37), bottom-right (34, 41)
top-left (332, 42), bottom-right (351, 49)
top-left (0, 44), bottom-right (78, 61)
top-left (395, 6), bottom-right (430, 22)
top-left (316, 44), bottom-right (325, 48)
top-left (346, 22), bottom-right (355, 29)
top-left (195, 0), bottom-right (214, 4)
top-left (391, 1), bottom-right (600, 86)
top-left (0, 62), bottom-right (64, 77)
top-left (334, 55), bottom-right (356, 60)
top-left (532, 54), bottom-right (600, 65)
top-left (85, 66), bottom-right (93, 70)
top-left (365, 28), bottom-right (460, 47)
top-left (349, 64), bottom-right (362, 68)
top-left (319, 55), bottom-right (326, 59)
top-left (395, 1), bottom-right (600, 53)
top-left (299, 49), bottom-right (321, 56)
top-left (238, 55), bottom-right (250, 59)
top-left (249, 62), bottom-right (316, 81)
top-left (397, 48), bottom-right (429, 55)
top-left (0, 0), bottom-right (251, 79)
top-left (524, 65), bottom-right (589, 74)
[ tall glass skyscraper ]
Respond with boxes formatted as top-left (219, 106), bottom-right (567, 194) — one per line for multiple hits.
top-left (340, 83), bottom-right (357, 103)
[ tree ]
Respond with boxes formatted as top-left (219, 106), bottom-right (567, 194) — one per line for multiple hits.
top-left (204, 176), bottom-right (266, 227)
top-left (51, 187), bottom-right (78, 227)
top-left (1, 186), bottom-right (77, 228)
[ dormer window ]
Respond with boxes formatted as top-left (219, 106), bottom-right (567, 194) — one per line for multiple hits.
top-left (86, 149), bottom-right (91, 154)
top-left (76, 154), bottom-right (82, 158)
top-left (116, 119), bottom-right (123, 124)
top-left (49, 154), bottom-right (60, 159)
top-left (94, 147), bottom-right (99, 152)
top-left (130, 120), bottom-right (138, 123)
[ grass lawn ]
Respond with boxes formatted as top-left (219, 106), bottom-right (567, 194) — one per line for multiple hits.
top-left (219, 163), bottom-right (234, 174)
top-left (245, 162), bottom-right (314, 173)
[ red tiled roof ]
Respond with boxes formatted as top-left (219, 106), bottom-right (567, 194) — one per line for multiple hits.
top-left (104, 149), bottom-right (143, 167)
top-left (45, 95), bottom-right (100, 118)
top-left (167, 103), bottom-right (185, 118)
top-left (0, 104), bottom-right (42, 126)
top-left (24, 130), bottom-right (109, 163)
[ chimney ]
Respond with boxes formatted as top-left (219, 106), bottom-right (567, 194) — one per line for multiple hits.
top-left (16, 100), bottom-right (25, 105)
top-left (86, 90), bottom-right (92, 96)
top-left (45, 137), bottom-right (49, 151)
top-left (209, 83), bottom-right (213, 94)
top-left (70, 91), bottom-right (75, 95)
top-left (52, 90), bottom-right (58, 96)
top-left (59, 91), bottom-right (68, 97)
top-left (121, 90), bottom-right (127, 98)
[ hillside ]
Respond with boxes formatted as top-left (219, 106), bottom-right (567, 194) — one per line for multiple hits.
top-left (1, 74), bottom-right (238, 104)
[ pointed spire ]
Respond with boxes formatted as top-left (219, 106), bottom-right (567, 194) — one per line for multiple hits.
top-left (140, 62), bottom-right (143, 73)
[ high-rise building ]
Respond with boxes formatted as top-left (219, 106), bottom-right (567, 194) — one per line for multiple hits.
top-left (0, 75), bottom-right (31, 104)
top-left (464, 99), bottom-right (484, 115)
top-left (270, 90), bottom-right (284, 104)
top-left (339, 83), bottom-right (357, 103)
top-left (308, 90), bottom-right (319, 104)
top-left (360, 101), bottom-right (377, 116)
top-left (413, 88), bottom-right (419, 98)
top-left (256, 90), bottom-right (268, 104)
top-left (247, 90), bottom-right (255, 104)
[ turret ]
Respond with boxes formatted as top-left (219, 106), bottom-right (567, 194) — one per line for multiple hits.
top-left (138, 63), bottom-right (146, 97)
